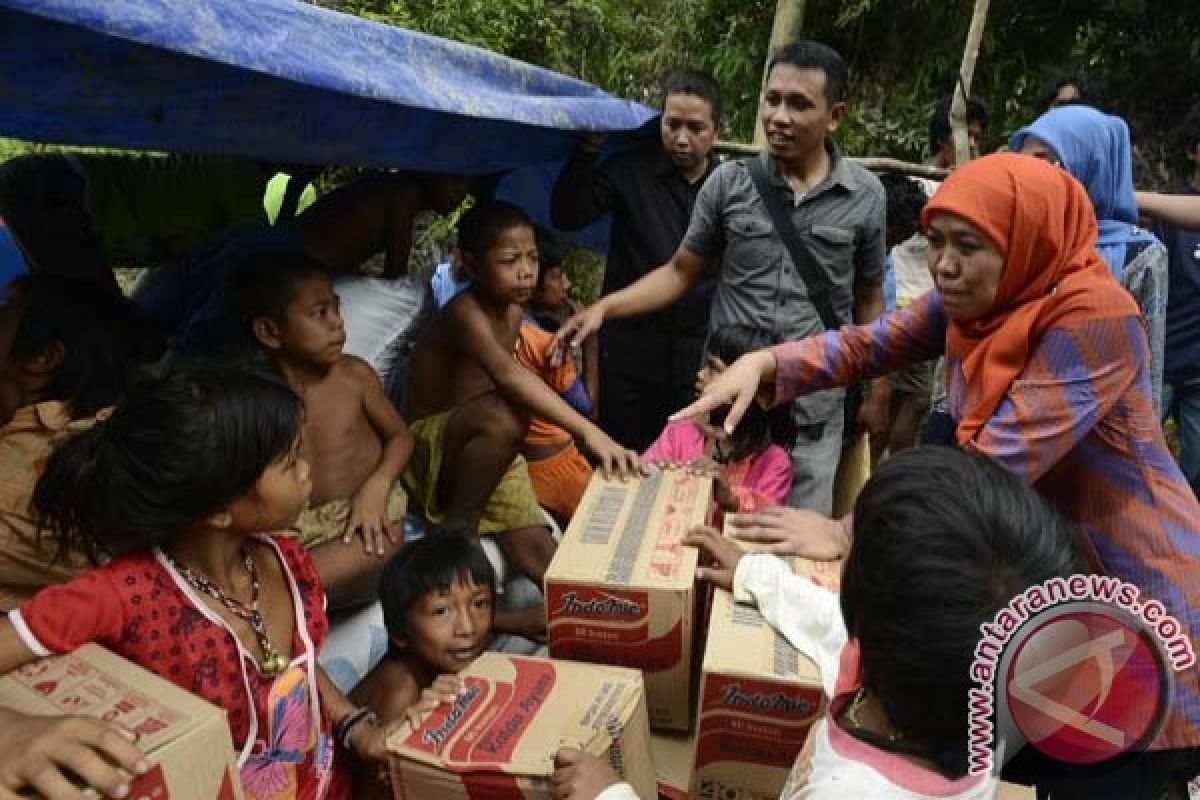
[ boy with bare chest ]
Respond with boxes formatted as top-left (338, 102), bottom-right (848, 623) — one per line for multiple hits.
top-left (230, 252), bottom-right (412, 608)
top-left (404, 202), bottom-right (640, 593)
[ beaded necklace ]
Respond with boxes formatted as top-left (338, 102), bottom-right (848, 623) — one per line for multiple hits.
top-left (163, 546), bottom-right (290, 675)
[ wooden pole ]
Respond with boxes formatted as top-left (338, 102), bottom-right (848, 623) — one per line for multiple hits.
top-left (752, 0), bottom-right (808, 147)
top-left (716, 139), bottom-right (949, 180)
top-left (950, 0), bottom-right (991, 166)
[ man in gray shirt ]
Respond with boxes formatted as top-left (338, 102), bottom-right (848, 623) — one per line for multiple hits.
top-left (554, 41), bottom-right (888, 514)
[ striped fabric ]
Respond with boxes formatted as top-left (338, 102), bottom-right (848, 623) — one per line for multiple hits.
top-left (771, 290), bottom-right (1200, 749)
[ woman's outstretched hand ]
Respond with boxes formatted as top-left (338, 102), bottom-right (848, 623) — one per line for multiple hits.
top-left (670, 350), bottom-right (777, 435)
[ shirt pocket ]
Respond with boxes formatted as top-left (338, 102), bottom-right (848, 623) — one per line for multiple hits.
top-left (807, 225), bottom-right (857, 282)
top-left (725, 212), bottom-right (780, 284)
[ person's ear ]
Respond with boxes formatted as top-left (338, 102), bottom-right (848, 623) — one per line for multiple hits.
top-left (390, 632), bottom-right (409, 651)
top-left (252, 317), bottom-right (283, 350)
top-left (828, 101), bottom-right (847, 131)
top-left (23, 340), bottom-right (65, 376)
top-left (205, 509), bottom-right (234, 529)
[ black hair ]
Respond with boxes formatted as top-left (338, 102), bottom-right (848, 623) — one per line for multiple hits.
top-left (226, 248), bottom-right (328, 340)
top-left (380, 529), bottom-right (497, 642)
top-left (1170, 102), bottom-right (1200, 177)
top-left (840, 447), bottom-right (1082, 778)
top-left (879, 174), bottom-right (927, 247)
top-left (663, 68), bottom-right (723, 125)
top-left (1036, 74), bottom-right (1092, 114)
top-left (767, 41), bottom-right (848, 105)
top-left (535, 225), bottom-right (566, 283)
top-left (705, 325), bottom-right (797, 461)
top-left (928, 94), bottom-right (990, 154)
top-left (456, 201), bottom-right (535, 260)
top-left (33, 359), bottom-right (303, 561)
top-left (6, 275), bottom-right (164, 419)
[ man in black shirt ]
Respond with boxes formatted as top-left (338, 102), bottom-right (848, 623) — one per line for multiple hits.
top-left (551, 69), bottom-right (721, 452)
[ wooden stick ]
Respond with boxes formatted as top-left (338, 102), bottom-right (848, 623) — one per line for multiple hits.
top-left (715, 139), bottom-right (949, 179)
top-left (950, 0), bottom-right (991, 166)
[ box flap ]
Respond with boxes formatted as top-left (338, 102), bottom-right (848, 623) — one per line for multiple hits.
top-left (702, 586), bottom-right (822, 686)
top-left (546, 469), bottom-right (711, 591)
top-left (388, 653), bottom-right (644, 778)
top-left (0, 645), bottom-right (223, 753)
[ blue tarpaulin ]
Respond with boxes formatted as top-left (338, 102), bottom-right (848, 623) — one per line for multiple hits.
top-left (0, 0), bottom-right (657, 174)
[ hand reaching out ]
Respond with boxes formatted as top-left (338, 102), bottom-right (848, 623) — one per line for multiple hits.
top-left (682, 525), bottom-right (745, 591)
top-left (670, 350), bottom-right (777, 435)
top-left (549, 305), bottom-right (607, 367)
top-left (726, 506), bottom-right (849, 560)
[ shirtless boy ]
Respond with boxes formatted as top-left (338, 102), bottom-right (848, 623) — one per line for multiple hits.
top-left (404, 202), bottom-right (640, 588)
top-left (291, 170), bottom-right (472, 278)
top-left (230, 251), bottom-right (412, 608)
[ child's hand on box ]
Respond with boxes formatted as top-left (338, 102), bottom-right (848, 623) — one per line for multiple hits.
top-left (550, 748), bottom-right (620, 800)
top-left (0, 709), bottom-right (149, 799)
top-left (403, 675), bottom-right (467, 730)
top-left (683, 525), bottom-right (745, 591)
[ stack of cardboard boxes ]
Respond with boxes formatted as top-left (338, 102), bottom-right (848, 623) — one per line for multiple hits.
top-left (544, 469), bottom-right (711, 732)
top-left (542, 469), bottom-right (835, 800)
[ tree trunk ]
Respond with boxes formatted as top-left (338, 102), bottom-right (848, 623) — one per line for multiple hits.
top-left (752, 0), bottom-right (808, 147)
top-left (950, 0), bottom-right (991, 166)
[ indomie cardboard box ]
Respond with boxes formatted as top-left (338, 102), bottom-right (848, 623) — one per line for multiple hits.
top-left (648, 730), bottom-right (693, 800)
top-left (0, 644), bottom-right (243, 800)
top-left (545, 469), bottom-right (713, 731)
top-left (691, 558), bottom-right (840, 800)
top-left (387, 653), bottom-right (656, 800)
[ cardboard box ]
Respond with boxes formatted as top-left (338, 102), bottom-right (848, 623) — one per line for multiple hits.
top-left (833, 432), bottom-right (871, 518)
top-left (545, 469), bottom-right (712, 731)
top-left (0, 644), bottom-right (242, 800)
top-left (388, 653), bottom-right (656, 800)
top-left (997, 783), bottom-right (1037, 800)
top-left (648, 731), bottom-right (693, 800)
top-left (691, 559), bottom-right (839, 800)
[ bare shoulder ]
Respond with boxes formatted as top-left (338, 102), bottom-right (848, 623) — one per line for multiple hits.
top-left (335, 354), bottom-right (383, 386)
top-left (352, 657), bottom-right (422, 724)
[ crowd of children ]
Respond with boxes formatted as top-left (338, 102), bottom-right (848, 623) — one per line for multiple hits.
top-left (1, 42), bottom-right (1200, 800)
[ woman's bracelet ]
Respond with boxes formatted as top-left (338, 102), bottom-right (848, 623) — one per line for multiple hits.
top-left (336, 706), bottom-right (379, 751)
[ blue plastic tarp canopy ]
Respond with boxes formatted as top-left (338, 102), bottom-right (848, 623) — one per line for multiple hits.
top-left (0, 0), bottom-right (656, 175)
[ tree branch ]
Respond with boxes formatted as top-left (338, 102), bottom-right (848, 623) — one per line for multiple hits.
top-left (715, 140), bottom-right (949, 180)
top-left (950, 0), bottom-right (991, 166)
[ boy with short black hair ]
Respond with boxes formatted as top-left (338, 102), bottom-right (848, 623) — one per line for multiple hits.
top-left (403, 201), bottom-right (639, 590)
top-left (351, 530), bottom-right (496, 724)
top-left (229, 251), bottom-right (412, 608)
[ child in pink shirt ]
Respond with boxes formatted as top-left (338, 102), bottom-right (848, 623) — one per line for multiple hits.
top-left (644, 325), bottom-right (794, 512)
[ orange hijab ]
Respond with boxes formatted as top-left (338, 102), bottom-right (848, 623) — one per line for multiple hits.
top-left (920, 153), bottom-right (1140, 446)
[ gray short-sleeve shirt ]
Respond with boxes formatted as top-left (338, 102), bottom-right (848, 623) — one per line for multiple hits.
top-left (683, 142), bottom-right (886, 424)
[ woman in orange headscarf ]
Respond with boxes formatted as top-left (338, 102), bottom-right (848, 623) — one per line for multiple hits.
top-left (677, 153), bottom-right (1200, 796)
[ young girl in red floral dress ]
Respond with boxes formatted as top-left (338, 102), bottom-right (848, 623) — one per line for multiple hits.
top-left (0, 360), bottom-right (391, 800)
